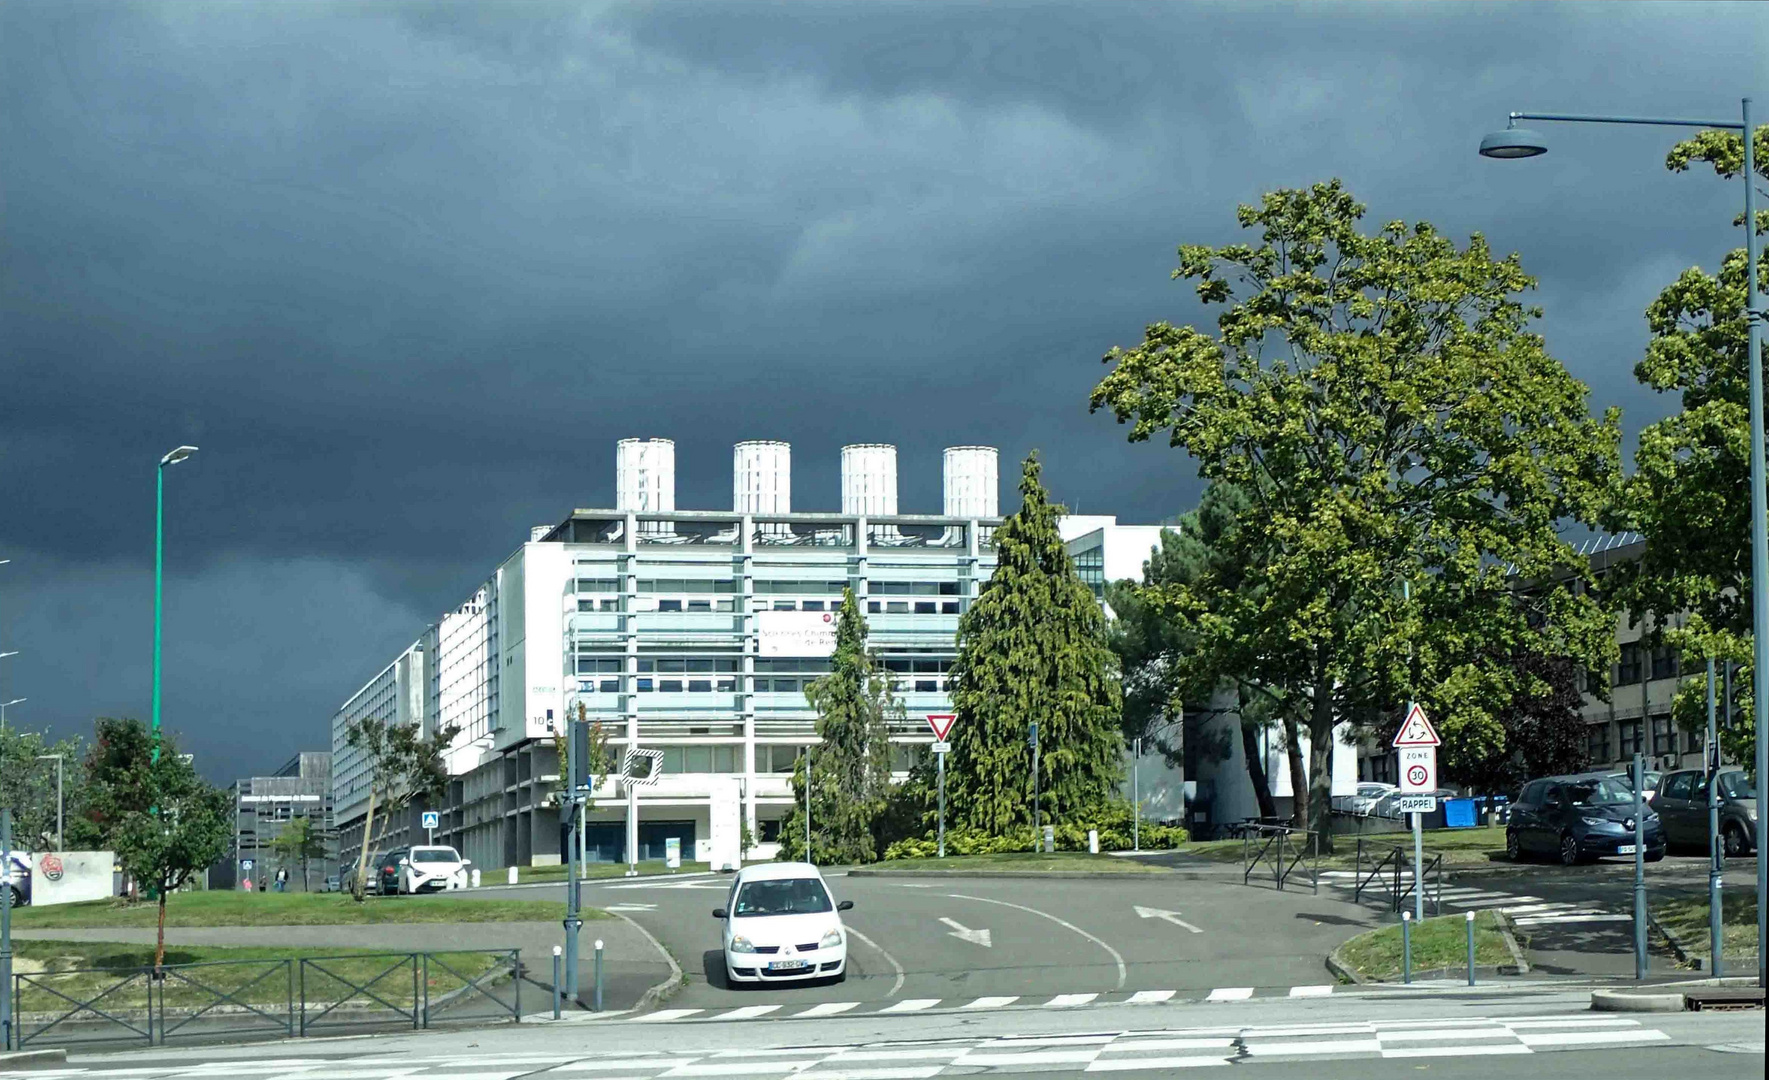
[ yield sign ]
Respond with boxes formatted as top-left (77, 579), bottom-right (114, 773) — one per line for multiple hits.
top-left (1391, 703), bottom-right (1440, 748)
top-left (926, 713), bottom-right (957, 742)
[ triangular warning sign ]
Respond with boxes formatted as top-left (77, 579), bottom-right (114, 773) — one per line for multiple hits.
top-left (926, 713), bottom-right (957, 742)
top-left (1391, 703), bottom-right (1440, 747)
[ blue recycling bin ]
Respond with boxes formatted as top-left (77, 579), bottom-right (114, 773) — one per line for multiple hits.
top-left (1443, 797), bottom-right (1478, 829)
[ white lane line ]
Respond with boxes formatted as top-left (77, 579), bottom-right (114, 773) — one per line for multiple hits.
top-left (1378, 1027), bottom-right (1513, 1042)
top-left (961, 995), bottom-right (1019, 1009)
top-left (878, 998), bottom-right (940, 1012)
top-left (1205, 987), bottom-right (1254, 1001)
top-left (1098, 1038), bottom-right (1237, 1053)
top-left (709, 1004), bottom-right (781, 1020)
top-left (844, 925), bottom-right (907, 998)
top-left (1086, 1055), bottom-right (1232, 1071)
top-left (1382, 1044), bottom-right (1534, 1059)
top-left (795, 1001), bottom-right (860, 1017)
top-left (1128, 989), bottom-right (1177, 1004)
top-left (1045, 993), bottom-right (1099, 1008)
top-left (633, 1009), bottom-right (702, 1022)
top-left (947, 892), bottom-right (1128, 990)
top-left (1505, 1017), bottom-right (1640, 1029)
top-left (1242, 1038), bottom-right (1384, 1056)
top-left (1288, 985), bottom-right (1334, 997)
top-left (1517, 1030), bottom-right (1670, 1048)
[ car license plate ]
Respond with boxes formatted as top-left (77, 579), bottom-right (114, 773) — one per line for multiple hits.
top-left (766, 959), bottom-right (809, 972)
top-left (1617, 844), bottom-right (1637, 855)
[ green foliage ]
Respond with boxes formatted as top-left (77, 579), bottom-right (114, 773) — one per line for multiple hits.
top-left (1091, 180), bottom-right (1619, 846)
top-left (944, 454), bottom-right (1125, 836)
top-left (269, 815), bottom-right (329, 891)
top-left (78, 717), bottom-right (160, 847)
top-left (1609, 126), bottom-right (1767, 651)
top-left (1444, 651), bottom-right (1589, 794)
top-left (344, 715), bottom-right (460, 900)
top-left (776, 589), bottom-right (898, 864)
top-left (1667, 623), bottom-right (1754, 772)
top-left (883, 803), bottom-right (1188, 859)
top-left (0, 727), bottom-right (84, 850)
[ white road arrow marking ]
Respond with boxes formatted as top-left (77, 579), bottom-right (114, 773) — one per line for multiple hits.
top-left (1134, 905), bottom-right (1204, 933)
top-left (939, 916), bottom-right (993, 947)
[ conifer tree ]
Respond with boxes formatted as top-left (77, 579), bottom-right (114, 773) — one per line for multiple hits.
top-left (945, 453), bottom-right (1125, 835)
top-left (777, 588), bottom-right (898, 863)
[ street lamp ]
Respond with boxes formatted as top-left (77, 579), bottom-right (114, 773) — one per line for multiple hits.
top-left (34, 756), bottom-right (63, 852)
top-left (152, 446), bottom-right (199, 764)
top-left (1480, 100), bottom-right (1764, 990)
top-left (0, 698), bottom-right (22, 738)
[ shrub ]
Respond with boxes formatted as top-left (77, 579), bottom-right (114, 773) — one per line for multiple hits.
top-left (882, 803), bottom-right (1187, 860)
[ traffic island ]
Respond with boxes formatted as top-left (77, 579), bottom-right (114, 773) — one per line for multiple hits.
top-left (1331, 910), bottom-right (1517, 983)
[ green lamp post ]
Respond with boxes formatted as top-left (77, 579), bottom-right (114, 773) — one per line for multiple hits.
top-left (152, 445), bottom-right (199, 763)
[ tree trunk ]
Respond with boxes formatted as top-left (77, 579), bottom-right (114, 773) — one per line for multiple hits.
top-left (300, 855), bottom-right (309, 893)
top-left (1239, 721), bottom-right (1278, 822)
top-left (352, 788), bottom-right (378, 902)
top-left (1308, 677), bottom-right (1337, 854)
top-left (154, 886), bottom-right (168, 972)
top-left (1283, 717), bottom-right (1306, 828)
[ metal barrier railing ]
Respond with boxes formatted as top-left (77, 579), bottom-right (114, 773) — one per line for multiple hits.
top-left (1240, 824), bottom-right (1320, 893)
top-left (9, 949), bottom-right (520, 1050)
top-left (1353, 835), bottom-right (1443, 914)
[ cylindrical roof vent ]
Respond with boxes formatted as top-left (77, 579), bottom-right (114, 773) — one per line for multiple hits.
top-left (733, 441), bottom-right (792, 514)
top-left (841, 444), bottom-right (898, 516)
top-left (943, 446), bottom-right (999, 518)
top-left (615, 438), bottom-right (675, 514)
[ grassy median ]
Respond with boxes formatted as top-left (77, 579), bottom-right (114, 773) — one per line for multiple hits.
top-left (1652, 893), bottom-right (1760, 967)
top-left (862, 851), bottom-right (1168, 873)
top-left (11, 939), bottom-right (510, 1012)
top-left (510, 859), bottom-right (719, 881)
top-left (1181, 826), bottom-right (1509, 870)
top-left (1335, 909), bottom-right (1512, 981)
top-left (11, 890), bottom-right (597, 929)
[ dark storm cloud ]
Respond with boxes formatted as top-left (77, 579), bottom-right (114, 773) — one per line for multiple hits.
top-left (1, 0), bottom-right (1763, 778)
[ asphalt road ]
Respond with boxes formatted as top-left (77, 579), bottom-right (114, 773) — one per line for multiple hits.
top-left (469, 868), bottom-right (1391, 1012)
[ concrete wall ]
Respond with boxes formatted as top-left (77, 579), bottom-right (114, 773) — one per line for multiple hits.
top-left (30, 851), bottom-right (116, 906)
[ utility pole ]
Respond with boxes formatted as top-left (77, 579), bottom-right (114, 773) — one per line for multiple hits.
top-left (3, 808), bottom-right (13, 1051)
top-left (563, 708), bottom-right (582, 1001)
top-left (1707, 659), bottom-right (1722, 976)
top-left (1030, 720), bottom-right (1041, 846)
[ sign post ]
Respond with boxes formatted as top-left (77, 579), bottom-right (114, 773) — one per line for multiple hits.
top-left (1393, 703), bottom-right (1441, 923)
top-left (1029, 721), bottom-right (1041, 844)
top-left (927, 715), bottom-right (957, 858)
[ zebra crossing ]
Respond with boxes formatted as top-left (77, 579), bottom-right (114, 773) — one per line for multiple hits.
top-left (1318, 871), bottom-right (1629, 927)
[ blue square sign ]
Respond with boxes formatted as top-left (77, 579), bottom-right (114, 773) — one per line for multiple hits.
top-left (421, 811), bottom-right (440, 831)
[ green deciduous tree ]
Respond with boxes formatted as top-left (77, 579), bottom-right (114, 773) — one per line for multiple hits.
top-left (778, 589), bottom-right (897, 864)
top-left (1444, 651), bottom-right (1590, 795)
top-left (1091, 181), bottom-right (1619, 848)
top-left (76, 717), bottom-right (160, 849)
top-left (944, 454), bottom-right (1125, 835)
top-left (345, 716), bottom-right (459, 900)
top-left (104, 735), bottom-right (232, 969)
top-left (270, 814), bottom-right (329, 892)
top-left (0, 727), bottom-right (85, 850)
top-left (1606, 125), bottom-right (1767, 773)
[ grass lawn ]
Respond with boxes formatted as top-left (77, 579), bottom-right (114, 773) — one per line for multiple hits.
top-left (12, 939), bottom-right (509, 1012)
top-left (12, 889), bottom-right (599, 929)
top-left (1652, 893), bottom-right (1760, 966)
top-left (513, 859), bottom-right (720, 881)
top-left (1336, 910), bottom-right (1512, 981)
top-left (870, 852), bottom-right (1169, 873)
top-left (1181, 826), bottom-right (1508, 871)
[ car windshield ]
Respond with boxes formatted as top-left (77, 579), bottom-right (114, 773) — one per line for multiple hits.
top-left (733, 877), bottom-right (833, 917)
top-left (411, 848), bottom-right (460, 863)
top-left (1566, 778), bottom-right (1634, 807)
top-left (1718, 771), bottom-right (1757, 800)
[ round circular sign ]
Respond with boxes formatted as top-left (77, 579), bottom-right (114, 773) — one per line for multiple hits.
top-left (1406, 764), bottom-right (1429, 786)
top-left (40, 854), bottom-right (64, 882)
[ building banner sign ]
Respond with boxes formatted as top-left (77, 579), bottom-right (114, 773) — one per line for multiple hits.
top-left (757, 610), bottom-right (839, 657)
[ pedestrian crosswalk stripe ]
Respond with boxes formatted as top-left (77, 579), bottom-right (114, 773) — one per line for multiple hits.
top-left (712, 1005), bottom-right (782, 1020)
top-left (1128, 989), bottom-right (1177, 1003)
top-left (796, 1001), bottom-right (861, 1017)
top-left (1045, 993), bottom-right (1099, 1007)
top-left (635, 1009), bottom-right (703, 1022)
top-left (1517, 1029), bottom-right (1671, 1047)
top-left (1288, 985), bottom-right (1334, 997)
top-left (1206, 987), bottom-right (1254, 1001)
top-left (1381, 1044), bottom-right (1534, 1058)
top-left (879, 998), bottom-right (941, 1012)
top-left (961, 995), bottom-right (1019, 1009)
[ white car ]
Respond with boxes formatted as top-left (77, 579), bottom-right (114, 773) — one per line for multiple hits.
top-left (1348, 782), bottom-right (1397, 816)
top-left (397, 846), bottom-right (472, 894)
top-left (715, 862), bottom-right (851, 986)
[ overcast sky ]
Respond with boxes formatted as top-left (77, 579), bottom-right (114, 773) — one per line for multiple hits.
top-left (2, 1), bottom-right (1764, 781)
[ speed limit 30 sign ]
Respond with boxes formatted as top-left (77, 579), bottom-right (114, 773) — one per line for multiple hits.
top-left (1398, 746), bottom-right (1437, 793)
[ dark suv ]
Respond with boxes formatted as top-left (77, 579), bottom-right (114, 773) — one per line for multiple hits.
top-left (1507, 773), bottom-right (1666, 866)
top-left (1649, 769), bottom-right (1758, 857)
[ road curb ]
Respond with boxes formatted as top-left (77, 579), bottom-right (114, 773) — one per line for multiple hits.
top-left (610, 909), bottom-right (684, 1013)
top-left (0, 1049), bottom-right (67, 1070)
top-left (1324, 946), bottom-right (1364, 985)
top-left (1591, 987), bottom-right (1686, 1013)
top-left (847, 869), bottom-right (1182, 880)
top-left (1494, 910), bottom-right (1531, 975)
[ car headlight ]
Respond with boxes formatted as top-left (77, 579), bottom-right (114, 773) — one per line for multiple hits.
top-left (1580, 816), bottom-right (1612, 827)
top-left (729, 935), bottom-right (757, 953)
top-left (820, 928), bottom-right (844, 950)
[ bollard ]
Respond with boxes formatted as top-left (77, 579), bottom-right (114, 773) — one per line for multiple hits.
top-left (1401, 910), bottom-right (1412, 985)
top-left (508, 866), bottom-right (518, 886)
top-left (1088, 829), bottom-right (1099, 855)
top-left (594, 939), bottom-right (605, 1012)
top-left (552, 945), bottom-right (562, 1019)
top-left (1466, 910), bottom-right (1476, 986)
top-left (471, 867), bottom-right (481, 889)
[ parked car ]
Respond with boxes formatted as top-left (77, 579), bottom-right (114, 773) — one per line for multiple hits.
top-left (376, 848), bottom-right (408, 895)
top-left (323, 873), bottom-right (341, 893)
top-left (396, 846), bottom-right (472, 894)
top-left (1347, 782), bottom-right (1397, 816)
top-left (1507, 773), bottom-right (1666, 866)
top-left (2, 852), bottom-right (30, 908)
top-left (713, 862), bottom-right (851, 986)
top-left (1649, 768), bottom-right (1758, 857)
top-left (1610, 770), bottom-right (1663, 800)
top-left (1370, 787), bottom-right (1458, 819)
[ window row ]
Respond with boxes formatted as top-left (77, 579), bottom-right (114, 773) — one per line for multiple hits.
top-left (1614, 642), bottom-right (1681, 686)
top-left (577, 597), bottom-right (960, 614)
top-left (641, 743), bottom-right (930, 775)
top-left (868, 600), bottom-right (960, 614)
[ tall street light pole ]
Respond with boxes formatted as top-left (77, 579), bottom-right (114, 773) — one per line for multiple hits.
top-left (0, 697), bottom-right (22, 738)
top-left (35, 755), bottom-right (63, 852)
top-left (1481, 99), bottom-right (1763, 988)
top-left (152, 446), bottom-right (199, 764)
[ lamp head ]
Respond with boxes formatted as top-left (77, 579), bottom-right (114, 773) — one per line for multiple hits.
top-left (160, 445), bottom-right (200, 467)
top-left (1479, 126), bottom-right (1548, 159)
